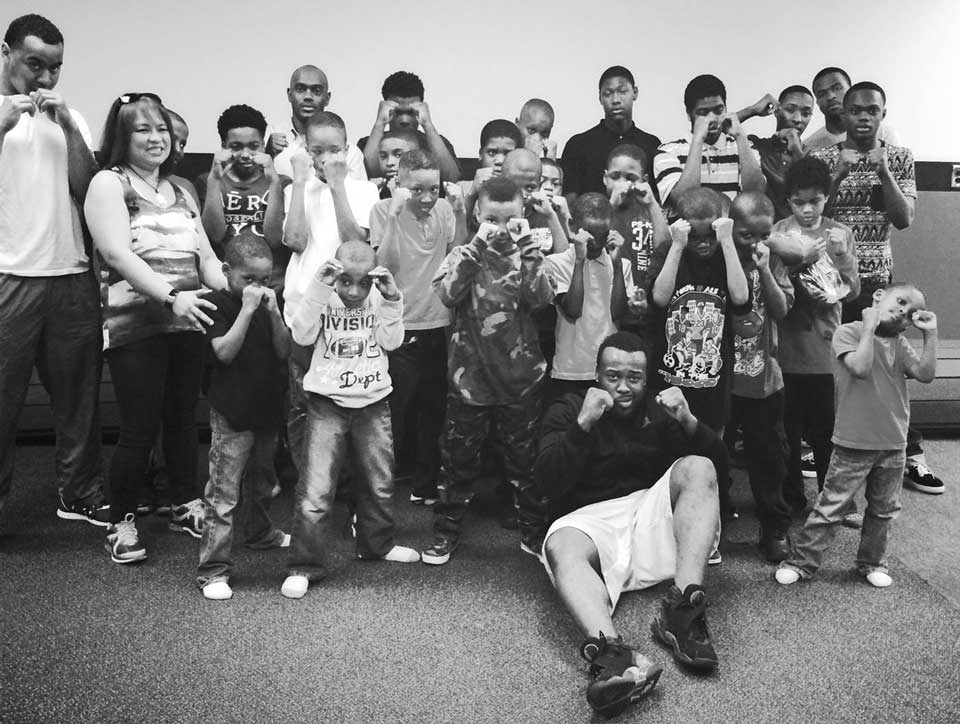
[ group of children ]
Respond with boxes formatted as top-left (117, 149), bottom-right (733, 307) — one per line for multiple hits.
top-left (134, 71), bottom-right (938, 605)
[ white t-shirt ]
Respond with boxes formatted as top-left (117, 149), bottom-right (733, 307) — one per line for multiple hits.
top-left (271, 126), bottom-right (367, 181)
top-left (546, 247), bottom-right (633, 380)
top-left (0, 103), bottom-right (93, 275)
top-left (282, 176), bottom-right (379, 326)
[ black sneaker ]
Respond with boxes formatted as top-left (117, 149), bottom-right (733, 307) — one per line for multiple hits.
top-left (104, 513), bottom-right (147, 564)
top-left (409, 485), bottom-right (439, 506)
top-left (759, 531), bottom-right (790, 563)
top-left (168, 498), bottom-right (205, 538)
top-left (57, 496), bottom-right (110, 527)
top-left (903, 462), bottom-right (945, 495)
top-left (421, 537), bottom-right (458, 565)
top-left (651, 584), bottom-right (718, 671)
top-left (801, 451), bottom-right (817, 479)
top-left (581, 632), bottom-right (662, 718)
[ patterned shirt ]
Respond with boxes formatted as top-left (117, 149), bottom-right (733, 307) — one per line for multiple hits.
top-left (654, 134), bottom-right (761, 203)
top-left (811, 143), bottom-right (916, 289)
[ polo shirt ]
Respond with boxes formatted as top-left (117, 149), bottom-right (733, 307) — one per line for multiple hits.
top-left (560, 121), bottom-right (661, 199)
top-left (654, 134), bottom-right (761, 203)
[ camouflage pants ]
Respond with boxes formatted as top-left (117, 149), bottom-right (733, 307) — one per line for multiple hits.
top-left (433, 391), bottom-right (546, 545)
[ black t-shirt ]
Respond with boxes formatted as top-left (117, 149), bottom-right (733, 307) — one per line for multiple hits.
top-left (535, 390), bottom-right (725, 522)
top-left (645, 244), bottom-right (752, 430)
top-left (560, 121), bottom-right (662, 199)
top-left (205, 289), bottom-right (286, 431)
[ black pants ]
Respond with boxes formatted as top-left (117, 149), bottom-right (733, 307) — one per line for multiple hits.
top-left (783, 373), bottom-right (834, 509)
top-left (387, 328), bottom-right (447, 493)
top-left (729, 391), bottom-right (791, 535)
top-left (106, 332), bottom-right (204, 522)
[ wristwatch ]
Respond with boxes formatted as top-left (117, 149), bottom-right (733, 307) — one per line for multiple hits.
top-left (163, 289), bottom-right (180, 309)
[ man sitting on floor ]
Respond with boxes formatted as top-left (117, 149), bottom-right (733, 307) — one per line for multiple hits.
top-left (535, 331), bottom-right (723, 717)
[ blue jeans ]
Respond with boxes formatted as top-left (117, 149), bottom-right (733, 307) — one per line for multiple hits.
top-left (197, 409), bottom-right (286, 586)
top-left (0, 272), bottom-right (104, 518)
top-left (287, 395), bottom-right (396, 579)
top-left (787, 445), bottom-right (906, 577)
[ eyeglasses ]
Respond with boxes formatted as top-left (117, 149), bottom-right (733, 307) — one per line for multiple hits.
top-left (118, 92), bottom-right (163, 105)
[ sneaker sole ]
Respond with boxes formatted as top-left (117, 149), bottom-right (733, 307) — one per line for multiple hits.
top-left (168, 522), bottom-right (202, 539)
top-left (104, 543), bottom-right (147, 564)
top-left (57, 509), bottom-right (111, 528)
top-left (650, 620), bottom-right (718, 671)
top-left (409, 496), bottom-right (438, 506)
top-left (589, 666), bottom-right (663, 717)
top-left (421, 552), bottom-right (451, 565)
top-left (903, 480), bottom-right (944, 495)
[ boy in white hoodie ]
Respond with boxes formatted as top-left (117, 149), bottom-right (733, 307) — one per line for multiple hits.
top-left (281, 240), bottom-right (419, 599)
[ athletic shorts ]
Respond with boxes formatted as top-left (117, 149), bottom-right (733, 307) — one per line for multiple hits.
top-left (542, 463), bottom-right (717, 611)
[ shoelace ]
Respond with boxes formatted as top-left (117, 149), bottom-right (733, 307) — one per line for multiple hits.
top-left (114, 519), bottom-right (139, 548)
top-left (911, 462), bottom-right (933, 478)
top-left (183, 499), bottom-right (205, 521)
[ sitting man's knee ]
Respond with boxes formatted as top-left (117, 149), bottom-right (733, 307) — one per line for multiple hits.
top-left (544, 527), bottom-right (595, 569)
top-left (671, 455), bottom-right (717, 491)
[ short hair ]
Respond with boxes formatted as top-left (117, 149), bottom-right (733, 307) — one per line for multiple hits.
top-left (381, 71), bottom-right (425, 101)
top-left (541, 157), bottom-right (563, 181)
top-left (502, 148), bottom-right (541, 177)
top-left (224, 231), bottom-right (273, 267)
top-left (479, 119), bottom-right (522, 149)
top-left (166, 108), bottom-right (187, 127)
top-left (684, 74), bottom-right (727, 111)
top-left (783, 155), bottom-right (832, 196)
top-left (335, 239), bottom-right (376, 265)
top-left (304, 110), bottom-right (347, 141)
top-left (571, 192), bottom-right (614, 227)
top-left (599, 65), bottom-right (635, 89)
top-left (812, 66), bottom-right (851, 88)
top-left (99, 94), bottom-right (177, 177)
top-left (379, 128), bottom-right (422, 149)
top-left (676, 187), bottom-right (726, 221)
top-left (778, 85), bottom-right (813, 103)
top-left (730, 191), bottom-right (775, 224)
top-left (519, 98), bottom-right (555, 124)
top-left (216, 104), bottom-right (267, 141)
top-left (596, 331), bottom-right (647, 370)
top-left (477, 176), bottom-right (521, 205)
top-left (398, 149), bottom-right (438, 174)
top-left (4, 14), bottom-right (63, 47)
top-left (606, 143), bottom-right (647, 170)
top-left (844, 81), bottom-right (886, 106)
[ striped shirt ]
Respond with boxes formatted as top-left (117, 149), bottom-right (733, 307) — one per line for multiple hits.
top-left (654, 135), bottom-right (761, 203)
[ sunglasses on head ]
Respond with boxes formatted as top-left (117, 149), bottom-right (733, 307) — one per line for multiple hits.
top-left (118, 92), bottom-right (163, 105)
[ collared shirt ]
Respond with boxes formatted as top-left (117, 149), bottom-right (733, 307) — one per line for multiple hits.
top-left (560, 120), bottom-right (662, 198)
top-left (272, 122), bottom-right (367, 181)
top-left (748, 134), bottom-right (796, 221)
top-left (654, 134), bottom-right (762, 203)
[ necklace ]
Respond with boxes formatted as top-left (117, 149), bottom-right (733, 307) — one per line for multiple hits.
top-left (125, 164), bottom-right (169, 207)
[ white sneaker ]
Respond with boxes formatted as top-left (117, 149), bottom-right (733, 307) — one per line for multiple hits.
top-left (360, 545), bottom-right (420, 563)
top-left (776, 566), bottom-right (801, 585)
top-left (865, 570), bottom-right (893, 588)
top-left (707, 548), bottom-right (722, 566)
top-left (202, 580), bottom-right (233, 600)
top-left (281, 574), bottom-right (309, 599)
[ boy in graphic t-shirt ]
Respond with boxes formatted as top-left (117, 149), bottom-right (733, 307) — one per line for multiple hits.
top-left (280, 241), bottom-right (420, 600)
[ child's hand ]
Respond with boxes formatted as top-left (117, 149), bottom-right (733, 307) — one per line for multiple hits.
top-left (719, 113), bottom-right (743, 139)
top-left (316, 259), bottom-right (344, 287)
top-left (752, 241), bottom-right (770, 270)
top-left (507, 217), bottom-right (531, 243)
top-left (713, 217), bottom-right (735, 247)
top-left (472, 166), bottom-right (495, 194)
top-left (865, 146), bottom-right (888, 175)
top-left (241, 285), bottom-right (266, 312)
top-left (797, 233), bottom-right (827, 265)
top-left (210, 148), bottom-right (234, 180)
top-left (608, 181), bottom-right (631, 209)
top-left (669, 219), bottom-right (690, 249)
top-left (577, 387), bottom-right (614, 430)
top-left (529, 190), bottom-right (553, 216)
top-left (475, 222), bottom-right (500, 248)
top-left (656, 387), bottom-right (695, 425)
top-left (322, 155), bottom-right (349, 187)
top-left (692, 115), bottom-right (712, 142)
top-left (837, 148), bottom-right (862, 178)
top-left (862, 305), bottom-right (881, 333)
top-left (570, 229), bottom-right (591, 261)
top-left (444, 182), bottom-right (465, 214)
top-left (267, 131), bottom-right (288, 155)
top-left (627, 287), bottom-right (648, 315)
top-left (389, 186), bottom-right (412, 216)
top-left (254, 152), bottom-right (278, 181)
top-left (606, 229), bottom-right (625, 259)
top-left (290, 150), bottom-right (314, 183)
top-left (827, 227), bottom-right (848, 255)
top-left (912, 310), bottom-right (938, 332)
top-left (261, 287), bottom-right (279, 312)
top-left (550, 194), bottom-right (570, 220)
top-left (369, 266), bottom-right (400, 300)
top-left (633, 181), bottom-right (656, 207)
top-left (377, 100), bottom-right (398, 126)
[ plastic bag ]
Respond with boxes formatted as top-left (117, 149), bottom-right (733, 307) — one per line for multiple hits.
top-left (796, 253), bottom-right (850, 305)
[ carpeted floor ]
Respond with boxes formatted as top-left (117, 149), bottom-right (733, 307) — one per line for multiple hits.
top-left (1, 441), bottom-right (959, 724)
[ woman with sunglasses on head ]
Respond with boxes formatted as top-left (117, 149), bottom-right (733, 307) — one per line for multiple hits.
top-left (84, 92), bottom-right (227, 564)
